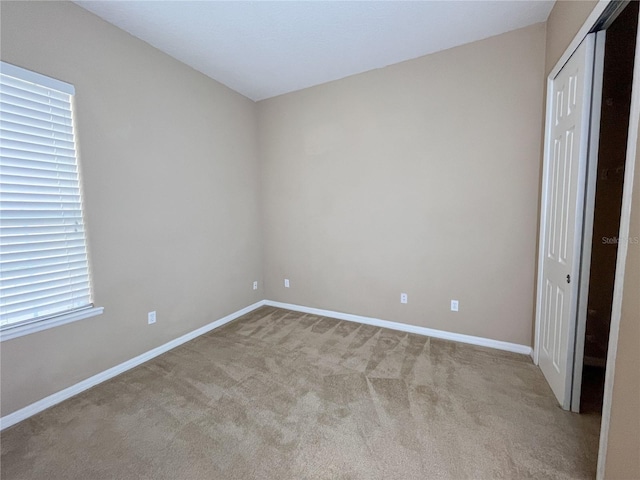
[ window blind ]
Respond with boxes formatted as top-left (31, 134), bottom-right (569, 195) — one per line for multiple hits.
top-left (0, 62), bottom-right (93, 329)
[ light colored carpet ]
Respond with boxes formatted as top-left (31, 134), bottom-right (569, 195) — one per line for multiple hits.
top-left (1, 306), bottom-right (600, 479)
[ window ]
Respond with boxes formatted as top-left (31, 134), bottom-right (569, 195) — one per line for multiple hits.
top-left (0, 62), bottom-right (102, 340)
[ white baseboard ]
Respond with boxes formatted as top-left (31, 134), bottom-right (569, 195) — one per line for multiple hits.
top-left (264, 300), bottom-right (533, 356)
top-left (2, 298), bottom-right (532, 430)
top-left (0, 300), bottom-right (266, 431)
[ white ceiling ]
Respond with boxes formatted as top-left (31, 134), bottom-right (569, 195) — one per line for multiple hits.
top-left (75, 1), bottom-right (554, 101)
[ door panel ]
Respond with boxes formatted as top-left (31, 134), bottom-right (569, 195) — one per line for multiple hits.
top-left (538, 34), bottom-right (596, 408)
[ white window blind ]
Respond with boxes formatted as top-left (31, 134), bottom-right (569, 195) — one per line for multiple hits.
top-left (0, 62), bottom-right (93, 330)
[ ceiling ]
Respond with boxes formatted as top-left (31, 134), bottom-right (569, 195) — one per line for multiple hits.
top-left (75, 1), bottom-right (554, 101)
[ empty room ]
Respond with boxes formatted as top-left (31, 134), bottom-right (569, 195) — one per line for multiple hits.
top-left (0, 1), bottom-right (638, 479)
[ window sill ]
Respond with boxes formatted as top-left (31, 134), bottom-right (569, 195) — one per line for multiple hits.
top-left (0, 307), bottom-right (105, 342)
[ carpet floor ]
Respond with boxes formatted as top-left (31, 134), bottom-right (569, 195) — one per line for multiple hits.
top-left (1, 306), bottom-right (600, 479)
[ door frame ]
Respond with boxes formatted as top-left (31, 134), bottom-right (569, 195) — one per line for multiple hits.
top-left (533, 0), bottom-right (640, 478)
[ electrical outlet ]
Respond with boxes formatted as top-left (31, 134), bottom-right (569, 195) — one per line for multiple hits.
top-left (284, 279), bottom-right (290, 288)
top-left (253, 281), bottom-right (258, 290)
top-left (148, 311), bottom-right (157, 324)
top-left (451, 300), bottom-right (459, 312)
top-left (400, 293), bottom-right (408, 304)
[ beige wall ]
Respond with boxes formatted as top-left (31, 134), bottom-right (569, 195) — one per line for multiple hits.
top-left (545, 0), bottom-right (599, 74)
top-left (258, 24), bottom-right (546, 346)
top-left (545, 2), bottom-right (639, 478)
top-left (0, 1), bottom-right (263, 416)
